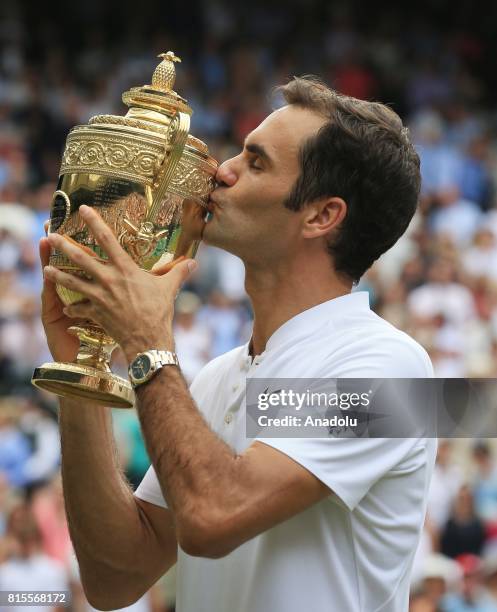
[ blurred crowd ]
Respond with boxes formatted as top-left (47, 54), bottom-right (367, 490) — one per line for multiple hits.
top-left (2, 0), bottom-right (497, 610)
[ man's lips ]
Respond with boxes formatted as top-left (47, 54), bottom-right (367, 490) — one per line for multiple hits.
top-left (207, 195), bottom-right (220, 212)
top-left (202, 196), bottom-right (217, 226)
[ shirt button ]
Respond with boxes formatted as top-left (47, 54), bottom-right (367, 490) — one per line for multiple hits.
top-left (232, 384), bottom-right (239, 392)
top-left (224, 413), bottom-right (233, 424)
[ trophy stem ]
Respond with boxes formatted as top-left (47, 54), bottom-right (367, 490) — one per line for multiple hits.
top-left (31, 323), bottom-right (134, 408)
top-left (69, 324), bottom-right (115, 372)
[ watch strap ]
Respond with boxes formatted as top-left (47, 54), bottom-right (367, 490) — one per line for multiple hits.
top-left (153, 350), bottom-right (180, 367)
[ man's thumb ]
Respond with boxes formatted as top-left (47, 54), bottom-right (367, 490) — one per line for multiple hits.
top-left (165, 258), bottom-right (198, 292)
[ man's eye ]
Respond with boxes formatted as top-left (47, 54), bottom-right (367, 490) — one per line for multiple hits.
top-left (249, 159), bottom-right (263, 171)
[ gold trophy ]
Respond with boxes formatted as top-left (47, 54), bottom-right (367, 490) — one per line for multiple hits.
top-left (31, 52), bottom-right (218, 408)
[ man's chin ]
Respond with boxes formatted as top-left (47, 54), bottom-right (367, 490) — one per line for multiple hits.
top-left (200, 220), bottom-right (221, 247)
top-left (201, 223), bottom-right (239, 255)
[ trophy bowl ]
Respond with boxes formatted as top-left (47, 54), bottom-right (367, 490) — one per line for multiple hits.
top-left (31, 52), bottom-right (218, 408)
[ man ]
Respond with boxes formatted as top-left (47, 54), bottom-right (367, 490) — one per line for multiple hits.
top-left (40, 78), bottom-right (436, 611)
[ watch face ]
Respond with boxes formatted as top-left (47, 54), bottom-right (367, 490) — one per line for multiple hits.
top-left (130, 354), bottom-right (152, 381)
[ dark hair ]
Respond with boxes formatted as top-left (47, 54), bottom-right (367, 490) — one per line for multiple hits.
top-left (279, 77), bottom-right (421, 284)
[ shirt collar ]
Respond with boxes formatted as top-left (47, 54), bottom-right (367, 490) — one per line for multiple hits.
top-left (243, 291), bottom-right (370, 362)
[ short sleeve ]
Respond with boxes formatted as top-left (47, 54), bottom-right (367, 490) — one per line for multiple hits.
top-left (258, 436), bottom-right (423, 511)
top-left (134, 464), bottom-right (168, 508)
top-left (258, 330), bottom-right (434, 511)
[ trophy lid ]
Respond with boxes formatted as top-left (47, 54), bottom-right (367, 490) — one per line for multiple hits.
top-left (66, 51), bottom-right (216, 190)
top-left (122, 51), bottom-right (193, 117)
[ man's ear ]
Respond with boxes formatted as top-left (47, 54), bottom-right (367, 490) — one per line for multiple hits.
top-left (301, 197), bottom-right (347, 239)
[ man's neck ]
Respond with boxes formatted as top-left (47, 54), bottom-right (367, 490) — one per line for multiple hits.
top-left (244, 256), bottom-right (352, 356)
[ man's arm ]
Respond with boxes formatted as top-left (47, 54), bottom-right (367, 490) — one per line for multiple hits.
top-left (39, 229), bottom-right (180, 611)
top-left (59, 398), bottom-right (177, 610)
top-left (135, 367), bottom-right (330, 559)
top-left (43, 208), bottom-right (330, 561)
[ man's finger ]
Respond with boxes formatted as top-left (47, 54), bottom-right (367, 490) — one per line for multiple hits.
top-left (151, 256), bottom-right (186, 276)
top-left (47, 233), bottom-right (107, 280)
top-left (162, 259), bottom-right (198, 295)
top-left (43, 265), bottom-right (98, 300)
top-left (63, 300), bottom-right (94, 319)
top-left (39, 237), bottom-right (51, 269)
top-left (39, 238), bottom-right (67, 322)
top-left (78, 205), bottom-right (135, 269)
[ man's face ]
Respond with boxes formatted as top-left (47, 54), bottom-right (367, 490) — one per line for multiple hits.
top-left (202, 105), bottom-right (326, 265)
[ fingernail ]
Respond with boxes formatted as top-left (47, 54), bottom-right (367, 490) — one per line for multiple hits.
top-left (44, 265), bottom-right (54, 276)
top-left (187, 260), bottom-right (197, 272)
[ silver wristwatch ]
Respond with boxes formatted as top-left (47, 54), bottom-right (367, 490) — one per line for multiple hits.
top-left (128, 350), bottom-right (179, 389)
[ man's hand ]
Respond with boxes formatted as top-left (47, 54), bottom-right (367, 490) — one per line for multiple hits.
top-left (42, 205), bottom-right (196, 362)
top-left (40, 235), bottom-right (81, 363)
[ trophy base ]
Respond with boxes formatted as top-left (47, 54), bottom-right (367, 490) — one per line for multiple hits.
top-left (31, 362), bottom-right (135, 408)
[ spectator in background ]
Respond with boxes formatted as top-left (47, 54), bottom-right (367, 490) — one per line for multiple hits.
top-left (459, 136), bottom-right (494, 212)
top-left (0, 296), bottom-right (50, 382)
top-left (197, 289), bottom-right (249, 358)
top-left (428, 440), bottom-right (464, 534)
top-left (472, 443), bottom-right (497, 524)
top-left (412, 110), bottom-right (463, 207)
top-left (407, 60), bottom-right (454, 113)
top-left (441, 554), bottom-right (497, 611)
top-left (410, 593), bottom-right (437, 612)
top-left (0, 504), bottom-right (69, 612)
top-left (441, 485), bottom-right (486, 560)
top-left (408, 258), bottom-right (475, 327)
top-left (31, 475), bottom-right (71, 568)
top-left (463, 226), bottom-right (497, 285)
top-left (0, 401), bottom-right (31, 489)
top-left (412, 553), bottom-right (461, 611)
top-left (18, 399), bottom-right (60, 489)
top-left (0, 473), bottom-right (18, 538)
top-left (429, 185), bottom-right (482, 248)
top-left (376, 280), bottom-right (409, 329)
top-left (428, 312), bottom-right (467, 377)
top-left (483, 557), bottom-right (497, 607)
top-left (173, 290), bottom-right (211, 384)
top-left (0, 397), bottom-right (60, 492)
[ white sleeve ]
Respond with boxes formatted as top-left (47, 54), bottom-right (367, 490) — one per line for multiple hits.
top-left (259, 331), bottom-right (434, 511)
top-left (258, 436), bottom-right (423, 511)
top-left (134, 464), bottom-right (168, 508)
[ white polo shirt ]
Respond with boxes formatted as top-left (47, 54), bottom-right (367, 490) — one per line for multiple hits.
top-left (135, 291), bottom-right (436, 612)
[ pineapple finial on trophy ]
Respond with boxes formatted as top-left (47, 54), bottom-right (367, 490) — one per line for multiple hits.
top-left (152, 51), bottom-right (182, 92)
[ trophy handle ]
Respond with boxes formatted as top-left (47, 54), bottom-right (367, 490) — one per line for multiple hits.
top-left (147, 111), bottom-right (190, 224)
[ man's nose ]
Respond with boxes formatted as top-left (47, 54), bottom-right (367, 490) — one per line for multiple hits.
top-left (215, 159), bottom-right (237, 187)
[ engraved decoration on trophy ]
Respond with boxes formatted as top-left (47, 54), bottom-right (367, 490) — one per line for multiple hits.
top-left (31, 52), bottom-right (219, 408)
